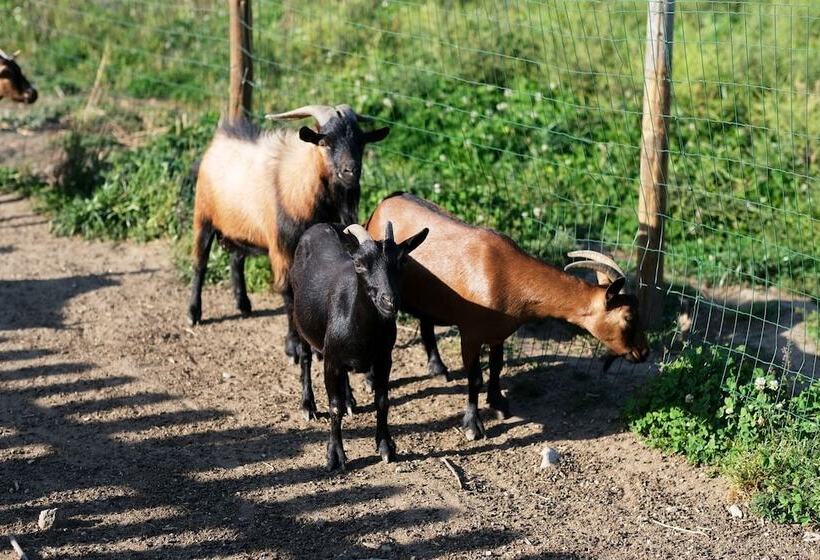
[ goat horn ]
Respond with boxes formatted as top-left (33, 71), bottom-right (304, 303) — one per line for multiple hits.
top-left (564, 260), bottom-right (622, 283)
top-left (265, 105), bottom-right (337, 127)
top-left (384, 221), bottom-right (394, 243)
top-left (0, 49), bottom-right (11, 61)
top-left (566, 250), bottom-right (625, 278)
top-left (12, 50), bottom-right (20, 58)
top-left (343, 224), bottom-right (372, 245)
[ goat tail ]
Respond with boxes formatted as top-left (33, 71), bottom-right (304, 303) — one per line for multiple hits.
top-left (175, 158), bottom-right (201, 231)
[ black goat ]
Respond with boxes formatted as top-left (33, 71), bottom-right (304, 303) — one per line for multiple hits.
top-left (290, 222), bottom-right (428, 470)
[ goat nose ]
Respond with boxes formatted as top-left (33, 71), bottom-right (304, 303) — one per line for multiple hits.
top-left (25, 89), bottom-right (37, 103)
top-left (379, 294), bottom-right (394, 310)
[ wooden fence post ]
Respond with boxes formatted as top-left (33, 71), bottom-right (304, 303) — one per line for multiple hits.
top-left (228, 0), bottom-right (253, 123)
top-left (637, 0), bottom-right (675, 328)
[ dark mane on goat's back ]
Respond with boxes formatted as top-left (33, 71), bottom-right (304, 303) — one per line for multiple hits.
top-left (218, 117), bottom-right (261, 142)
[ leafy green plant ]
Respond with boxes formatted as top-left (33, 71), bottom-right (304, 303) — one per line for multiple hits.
top-left (625, 345), bottom-right (820, 524)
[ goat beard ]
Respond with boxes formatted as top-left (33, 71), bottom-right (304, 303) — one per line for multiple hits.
top-left (601, 353), bottom-right (619, 373)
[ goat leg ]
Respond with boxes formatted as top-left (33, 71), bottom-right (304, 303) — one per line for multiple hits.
top-left (282, 283), bottom-right (302, 364)
top-left (187, 218), bottom-right (215, 326)
top-left (461, 341), bottom-right (486, 441)
top-left (420, 318), bottom-right (451, 380)
top-left (486, 343), bottom-right (510, 419)
top-left (372, 354), bottom-right (396, 463)
top-left (229, 251), bottom-right (252, 317)
top-left (324, 362), bottom-right (347, 471)
top-left (344, 372), bottom-right (357, 416)
top-left (300, 339), bottom-right (317, 421)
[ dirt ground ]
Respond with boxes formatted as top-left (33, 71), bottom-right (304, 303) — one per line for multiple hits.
top-left (0, 188), bottom-right (817, 559)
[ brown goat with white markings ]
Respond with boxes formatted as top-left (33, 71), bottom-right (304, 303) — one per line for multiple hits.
top-left (188, 105), bottom-right (389, 360)
top-left (0, 49), bottom-right (37, 104)
top-left (366, 192), bottom-right (649, 440)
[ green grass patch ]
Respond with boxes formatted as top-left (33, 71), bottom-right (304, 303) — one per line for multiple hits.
top-left (0, 0), bottom-right (816, 293)
top-left (625, 344), bottom-right (820, 524)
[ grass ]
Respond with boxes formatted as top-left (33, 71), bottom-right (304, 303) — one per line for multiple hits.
top-left (625, 344), bottom-right (820, 524)
top-left (0, 0), bottom-right (816, 295)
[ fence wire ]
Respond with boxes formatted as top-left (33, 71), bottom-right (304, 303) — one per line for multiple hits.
top-left (2, 1), bottom-right (818, 426)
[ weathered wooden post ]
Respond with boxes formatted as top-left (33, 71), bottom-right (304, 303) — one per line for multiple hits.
top-left (228, 0), bottom-right (253, 123)
top-left (637, 0), bottom-right (675, 328)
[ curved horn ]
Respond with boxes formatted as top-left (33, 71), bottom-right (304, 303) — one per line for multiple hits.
top-left (384, 221), bottom-right (394, 243)
top-left (0, 49), bottom-right (12, 61)
top-left (566, 250), bottom-right (625, 278)
top-left (12, 50), bottom-right (20, 58)
top-left (564, 261), bottom-right (622, 284)
top-left (343, 224), bottom-right (372, 245)
top-left (265, 105), bottom-right (336, 127)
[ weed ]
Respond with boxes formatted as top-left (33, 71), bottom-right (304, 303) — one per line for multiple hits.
top-left (625, 344), bottom-right (820, 524)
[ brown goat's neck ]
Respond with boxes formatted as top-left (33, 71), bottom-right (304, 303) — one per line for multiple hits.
top-left (518, 255), bottom-right (601, 328)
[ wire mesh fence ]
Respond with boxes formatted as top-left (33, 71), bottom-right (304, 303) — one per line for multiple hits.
top-left (2, 0), bottom-right (818, 423)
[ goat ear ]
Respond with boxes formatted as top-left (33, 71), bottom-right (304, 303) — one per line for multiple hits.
top-left (299, 126), bottom-right (326, 145)
top-left (604, 277), bottom-right (626, 308)
top-left (363, 126), bottom-right (390, 144)
top-left (399, 228), bottom-right (429, 258)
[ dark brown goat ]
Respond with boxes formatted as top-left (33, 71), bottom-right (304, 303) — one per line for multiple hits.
top-left (366, 192), bottom-right (649, 440)
top-left (0, 50), bottom-right (37, 104)
top-left (188, 104), bottom-right (389, 360)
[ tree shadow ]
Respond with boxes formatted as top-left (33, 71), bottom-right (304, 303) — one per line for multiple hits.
top-left (0, 344), bottom-right (520, 559)
top-left (0, 269), bottom-right (158, 331)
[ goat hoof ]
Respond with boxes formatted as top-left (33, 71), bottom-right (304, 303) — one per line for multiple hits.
top-left (187, 304), bottom-right (201, 326)
top-left (488, 395), bottom-right (511, 419)
top-left (463, 415), bottom-right (486, 441)
top-left (302, 404), bottom-right (318, 422)
top-left (377, 438), bottom-right (396, 463)
top-left (237, 298), bottom-right (252, 318)
top-left (326, 442), bottom-right (347, 471)
top-left (427, 361), bottom-right (450, 380)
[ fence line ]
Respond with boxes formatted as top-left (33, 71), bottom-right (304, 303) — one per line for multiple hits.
top-left (2, 0), bottom-right (818, 419)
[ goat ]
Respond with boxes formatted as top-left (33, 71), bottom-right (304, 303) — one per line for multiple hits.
top-left (187, 105), bottom-right (389, 362)
top-left (290, 222), bottom-right (428, 470)
top-left (366, 192), bottom-right (649, 440)
top-left (0, 49), bottom-right (37, 104)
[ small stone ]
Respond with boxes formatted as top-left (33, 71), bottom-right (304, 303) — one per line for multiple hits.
top-left (539, 446), bottom-right (560, 469)
top-left (728, 504), bottom-right (743, 519)
top-left (38, 508), bottom-right (58, 530)
top-left (221, 372), bottom-right (234, 380)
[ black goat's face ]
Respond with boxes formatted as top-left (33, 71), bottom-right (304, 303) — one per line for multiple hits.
top-left (0, 54), bottom-right (37, 104)
top-left (299, 115), bottom-right (389, 224)
top-left (346, 223), bottom-right (428, 320)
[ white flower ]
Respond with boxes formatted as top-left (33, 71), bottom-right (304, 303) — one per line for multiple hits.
top-left (533, 207), bottom-right (542, 218)
top-left (754, 377), bottom-right (767, 391)
top-left (382, 97), bottom-right (393, 108)
top-left (685, 394), bottom-right (694, 404)
top-left (496, 102), bottom-right (509, 112)
top-left (767, 379), bottom-right (779, 391)
top-left (432, 183), bottom-right (441, 194)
